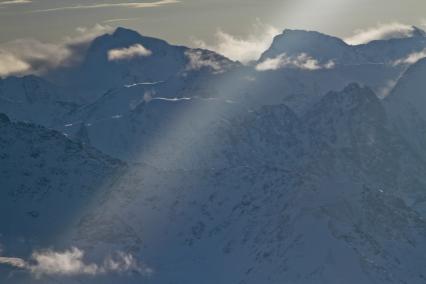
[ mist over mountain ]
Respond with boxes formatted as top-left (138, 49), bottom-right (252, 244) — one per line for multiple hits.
top-left (1, 25), bottom-right (426, 284)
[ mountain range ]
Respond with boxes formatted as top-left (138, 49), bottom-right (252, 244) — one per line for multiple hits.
top-left (1, 26), bottom-right (426, 283)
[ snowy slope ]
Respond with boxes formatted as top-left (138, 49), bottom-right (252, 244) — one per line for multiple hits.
top-left (3, 83), bottom-right (426, 283)
top-left (0, 75), bottom-right (78, 128)
top-left (384, 58), bottom-right (426, 181)
top-left (64, 84), bottom-right (426, 284)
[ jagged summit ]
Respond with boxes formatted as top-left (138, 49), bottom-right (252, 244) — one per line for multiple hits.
top-left (311, 83), bottom-right (381, 114)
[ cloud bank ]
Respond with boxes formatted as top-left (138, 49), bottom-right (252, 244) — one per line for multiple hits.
top-left (0, 247), bottom-right (152, 279)
top-left (345, 23), bottom-right (418, 45)
top-left (0, 24), bottom-right (112, 77)
top-left (256, 53), bottom-right (335, 71)
top-left (108, 44), bottom-right (152, 61)
top-left (194, 20), bottom-right (279, 64)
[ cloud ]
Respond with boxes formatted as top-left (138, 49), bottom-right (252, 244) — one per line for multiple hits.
top-left (103, 18), bottom-right (141, 24)
top-left (0, 256), bottom-right (27, 268)
top-left (256, 53), bottom-right (335, 71)
top-left (193, 20), bottom-right (279, 64)
top-left (0, 0), bottom-right (31, 5)
top-left (184, 50), bottom-right (226, 73)
top-left (0, 51), bottom-right (30, 77)
top-left (31, 0), bottom-right (179, 13)
top-left (392, 49), bottom-right (426, 66)
top-left (344, 23), bottom-right (417, 45)
top-left (377, 79), bottom-right (398, 98)
top-left (108, 44), bottom-right (152, 61)
top-left (0, 247), bottom-right (152, 279)
top-left (0, 24), bottom-right (112, 77)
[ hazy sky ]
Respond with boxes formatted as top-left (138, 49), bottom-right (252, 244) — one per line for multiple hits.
top-left (0, 0), bottom-right (425, 46)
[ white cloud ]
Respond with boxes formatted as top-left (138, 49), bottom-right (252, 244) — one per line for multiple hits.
top-left (0, 0), bottom-right (31, 5)
top-left (0, 24), bottom-right (112, 77)
top-left (31, 0), bottom-right (179, 13)
top-left (0, 51), bottom-right (30, 77)
top-left (185, 50), bottom-right (225, 73)
top-left (256, 53), bottom-right (335, 71)
top-left (193, 20), bottom-right (279, 64)
top-left (392, 49), bottom-right (426, 66)
top-left (108, 44), bottom-right (152, 61)
top-left (344, 23), bottom-right (417, 45)
top-left (0, 247), bottom-right (152, 279)
top-left (0, 256), bottom-right (27, 268)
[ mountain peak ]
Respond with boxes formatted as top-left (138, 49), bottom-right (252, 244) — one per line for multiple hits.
top-left (259, 28), bottom-right (358, 64)
top-left (410, 25), bottom-right (426, 37)
top-left (280, 29), bottom-right (344, 40)
top-left (111, 27), bottom-right (142, 39)
top-left (314, 83), bottom-right (380, 114)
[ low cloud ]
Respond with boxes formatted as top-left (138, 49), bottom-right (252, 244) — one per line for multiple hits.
top-left (0, 24), bottom-right (112, 77)
top-left (256, 53), bottom-right (335, 71)
top-left (0, 51), bottom-right (30, 77)
top-left (345, 23), bottom-right (417, 45)
top-left (392, 49), bottom-right (426, 66)
top-left (0, 247), bottom-right (152, 279)
top-left (31, 0), bottom-right (179, 13)
top-left (185, 50), bottom-right (225, 73)
top-left (377, 79), bottom-right (398, 98)
top-left (193, 20), bottom-right (279, 64)
top-left (108, 44), bottom-right (152, 61)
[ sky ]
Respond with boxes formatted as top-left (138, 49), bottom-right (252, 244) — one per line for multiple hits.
top-left (0, 0), bottom-right (425, 45)
top-left (0, 0), bottom-right (426, 76)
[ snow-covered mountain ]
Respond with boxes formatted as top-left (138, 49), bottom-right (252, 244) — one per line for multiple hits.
top-left (48, 27), bottom-right (239, 103)
top-left (1, 26), bottom-right (426, 284)
top-left (3, 26), bottom-right (423, 130)
top-left (259, 29), bottom-right (364, 64)
top-left (3, 82), bottom-right (426, 283)
top-left (260, 26), bottom-right (426, 65)
top-left (0, 75), bottom-right (78, 128)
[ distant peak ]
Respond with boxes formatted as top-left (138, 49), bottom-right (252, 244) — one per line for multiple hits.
top-left (342, 82), bottom-right (364, 93)
top-left (411, 26), bottom-right (426, 37)
top-left (341, 83), bottom-right (376, 97)
top-left (112, 27), bottom-right (141, 38)
top-left (277, 29), bottom-right (346, 42)
top-left (281, 29), bottom-right (327, 36)
top-left (318, 83), bottom-right (379, 108)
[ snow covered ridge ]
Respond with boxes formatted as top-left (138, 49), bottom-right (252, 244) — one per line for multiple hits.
top-left (2, 79), bottom-right (426, 283)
